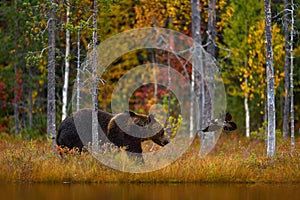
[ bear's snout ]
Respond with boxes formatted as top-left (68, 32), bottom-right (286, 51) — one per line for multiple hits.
top-left (161, 138), bottom-right (169, 146)
top-left (151, 128), bottom-right (169, 147)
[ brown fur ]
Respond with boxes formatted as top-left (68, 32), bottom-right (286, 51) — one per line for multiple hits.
top-left (56, 109), bottom-right (169, 157)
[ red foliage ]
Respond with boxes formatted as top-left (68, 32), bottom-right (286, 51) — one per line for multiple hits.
top-left (0, 82), bottom-right (7, 109)
top-left (8, 70), bottom-right (23, 106)
top-left (128, 51), bottom-right (193, 114)
top-left (0, 124), bottom-right (7, 133)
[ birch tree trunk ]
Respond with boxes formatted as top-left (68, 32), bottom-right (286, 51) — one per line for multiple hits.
top-left (152, 51), bottom-right (157, 99)
top-left (62, 0), bottom-right (70, 121)
top-left (205, 0), bottom-right (216, 126)
top-left (282, 0), bottom-right (290, 139)
top-left (289, 0), bottom-right (295, 149)
top-left (76, 26), bottom-right (81, 112)
top-left (190, 61), bottom-right (195, 137)
top-left (264, 0), bottom-right (276, 157)
top-left (244, 78), bottom-right (250, 137)
top-left (167, 52), bottom-right (171, 137)
top-left (92, 0), bottom-right (99, 153)
top-left (207, 0), bottom-right (216, 57)
top-left (47, 0), bottom-right (56, 148)
top-left (191, 0), bottom-right (204, 135)
top-left (264, 96), bottom-right (268, 137)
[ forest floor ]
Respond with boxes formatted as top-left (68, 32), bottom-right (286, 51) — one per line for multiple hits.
top-left (0, 132), bottom-right (299, 183)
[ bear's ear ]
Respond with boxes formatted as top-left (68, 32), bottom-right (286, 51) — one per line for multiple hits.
top-left (125, 110), bottom-right (137, 117)
top-left (148, 114), bottom-right (155, 123)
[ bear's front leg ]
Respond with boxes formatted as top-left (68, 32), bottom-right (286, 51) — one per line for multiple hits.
top-left (126, 143), bottom-right (144, 164)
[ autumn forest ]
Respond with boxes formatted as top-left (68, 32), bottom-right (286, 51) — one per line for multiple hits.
top-left (0, 0), bottom-right (300, 184)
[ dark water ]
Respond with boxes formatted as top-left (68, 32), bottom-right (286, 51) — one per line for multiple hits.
top-left (0, 183), bottom-right (299, 200)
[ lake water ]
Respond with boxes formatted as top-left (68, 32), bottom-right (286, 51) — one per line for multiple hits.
top-left (0, 183), bottom-right (299, 200)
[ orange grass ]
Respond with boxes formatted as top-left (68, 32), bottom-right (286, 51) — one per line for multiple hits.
top-left (0, 133), bottom-right (299, 183)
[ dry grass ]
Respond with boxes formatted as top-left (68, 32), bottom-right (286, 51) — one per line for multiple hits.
top-left (0, 133), bottom-right (299, 184)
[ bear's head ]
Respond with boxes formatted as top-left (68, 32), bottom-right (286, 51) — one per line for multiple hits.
top-left (109, 110), bottom-right (169, 146)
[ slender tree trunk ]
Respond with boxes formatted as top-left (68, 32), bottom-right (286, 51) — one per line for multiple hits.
top-left (244, 96), bottom-right (250, 137)
top-left (190, 1), bottom-right (196, 137)
top-left (205, 0), bottom-right (216, 126)
top-left (13, 62), bottom-right (20, 136)
top-left (167, 51), bottom-right (172, 138)
top-left (190, 63), bottom-right (195, 137)
top-left (207, 0), bottom-right (216, 57)
top-left (243, 22), bottom-right (250, 138)
top-left (28, 79), bottom-right (33, 128)
top-left (27, 61), bottom-right (33, 128)
top-left (92, 0), bottom-right (99, 153)
top-left (152, 51), bottom-right (157, 99)
top-left (62, 0), bottom-right (70, 120)
top-left (244, 78), bottom-right (250, 137)
top-left (264, 97), bottom-right (268, 137)
top-left (191, 0), bottom-right (204, 135)
top-left (264, 0), bottom-right (276, 157)
top-left (47, 0), bottom-right (56, 148)
top-left (13, 0), bottom-right (20, 136)
top-left (290, 0), bottom-right (295, 149)
top-left (282, 0), bottom-right (290, 139)
top-left (76, 26), bottom-right (81, 112)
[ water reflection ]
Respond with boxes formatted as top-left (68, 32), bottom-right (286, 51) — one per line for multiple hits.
top-left (0, 183), bottom-right (299, 200)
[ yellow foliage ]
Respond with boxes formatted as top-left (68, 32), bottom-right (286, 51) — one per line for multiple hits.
top-left (260, 110), bottom-right (264, 115)
top-left (135, 0), bottom-right (228, 35)
top-left (38, 65), bottom-right (46, 74)
top-left (248, 58), bottom-right (253, 67)
top-left (39, 79), bottom-right (44, 86)
top-left (135, 0), bottom-right (167, 28)
top-left (223, 6), bottom-right (234, 23)
top-left (249, 93), bottom-right (254, 100)
top-left (32, 91), bottom-right (38, 99)
top-left (242, 19), bottom-right (284, 105)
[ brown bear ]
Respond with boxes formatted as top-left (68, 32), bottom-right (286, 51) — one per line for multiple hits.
top-left (56, 109), bottom-right (113, 152)
top-left (56, 108), bottom-right (169, 159)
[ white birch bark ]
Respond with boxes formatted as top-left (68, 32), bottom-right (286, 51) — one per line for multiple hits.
top-left (290, 0), bottom-right (295, 149)
top-left (76, 26), bottom-right (81, 112)
top-left (282, 0), bottom-right (290, 139)
top-left (264, 0), bottom-right (276, 157)
top-left (62, 0), bottom-right (70, 120)
top-left (92, 0), bottom-right (99, 153)
top-left (47, 0), bottom-right (56, 149)
top-left (244, 78), bottom-right (250, 138)
top-left (152, 52), bottom-right (157, 99)
top-left (191, 0), bottom-right (204, 138)
top-left (190, 65), bottom-right (195, 137)
top-left (206, 0), bottom-right (216, 126)
top-left (207, 0), bottom-right (216, 57)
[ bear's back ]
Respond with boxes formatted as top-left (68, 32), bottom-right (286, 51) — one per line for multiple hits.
top-left (57, 108), bottom-right (114, 150)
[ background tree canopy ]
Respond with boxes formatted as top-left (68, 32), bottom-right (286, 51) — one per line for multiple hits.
top-left (0, 0), bottom-right (299, 138)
